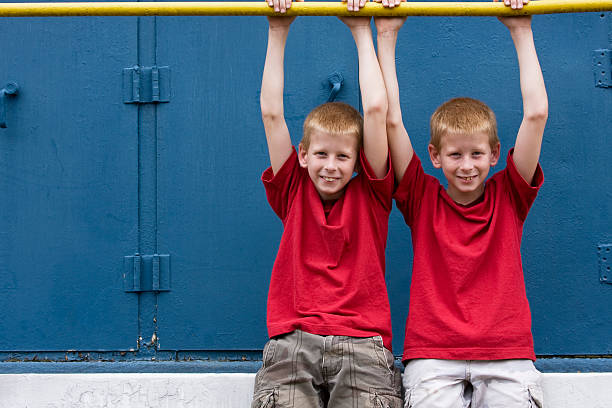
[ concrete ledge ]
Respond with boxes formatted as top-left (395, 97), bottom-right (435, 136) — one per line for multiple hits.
top-left (1, 373), bottom-right (612, 408)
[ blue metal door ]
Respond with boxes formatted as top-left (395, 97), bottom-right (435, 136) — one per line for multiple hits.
top-left (0, 10), bottom-right (610, 362)
top-left (155, 16), bottom-right (362, 351)
top-left (0, 17), bottom-right (139, 351)
top-left (386, 13), bottom-right (612, 355)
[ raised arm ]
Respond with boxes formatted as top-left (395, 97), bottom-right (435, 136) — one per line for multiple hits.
top-left (374, 15), bottom-right (414, 182)
top-left (499, 9), bottom-right (548, 184)
top-left (340, 17), bottom-right (389, 178)
top-left (261, 16), bottom-right (296, 174)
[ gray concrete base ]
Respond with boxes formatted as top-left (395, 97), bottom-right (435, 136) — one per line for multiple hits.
top-left (1, 373), bottom-right (611, 407)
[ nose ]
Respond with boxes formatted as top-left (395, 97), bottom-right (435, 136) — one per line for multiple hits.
top-left (459, 156), bottom-right (474, 172)
top-left (323, 157), bottom-right (338, 172)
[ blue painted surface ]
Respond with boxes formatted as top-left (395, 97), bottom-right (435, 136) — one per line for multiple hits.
top-left (0, 10), bottom-right (611, 369)
top-left (154, 16), bottom-right (361, 350)
top-left (2, 358), bottom-right (612, 374)
top-left (0, 17), bottom-right (139, 350)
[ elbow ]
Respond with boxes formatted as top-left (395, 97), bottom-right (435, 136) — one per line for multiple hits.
top-left (363, 95), bottom-right (388, 119)
top-left (260, 102), bottom-right (283, 124)
top-left (525, 102), bottom-right (548, 124)
top-left (386, 112), bottom-right (404, 130)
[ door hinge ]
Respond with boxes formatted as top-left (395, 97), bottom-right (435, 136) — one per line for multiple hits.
top-left (123, 66), bottom-right (171, 103)
top-left (123, 254), bottom-right (171, 292)
top-left (593, 49), bottom-right (612, 88)
top-left (598, 244), bottom-right (611, 284)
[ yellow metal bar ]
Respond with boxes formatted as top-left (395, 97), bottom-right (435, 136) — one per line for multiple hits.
top-left (0, 0), bottom-right (610, 17)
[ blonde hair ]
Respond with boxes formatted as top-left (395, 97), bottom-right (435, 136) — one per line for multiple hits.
top-left (430, 97), bottom-right (499, 150)
top-left (301, 102), bottom-right (363, 152)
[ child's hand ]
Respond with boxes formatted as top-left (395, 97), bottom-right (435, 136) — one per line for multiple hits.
top-left (374, 0), bottom-right (402, 9)
top-left (342, 0), bottom-right (367, 12)
top-left (374, 16), bottom-right (406, 34)
top-left (338, 16), bottom-right (372, 29)
top-left (496, 0), bottom-right (529, 11)
top-left (495, 0), bottom-right (531, 28)
top-left (267, 15), bottom-right (297, 27)
top-left (266, 0), bottom-right (300, 15)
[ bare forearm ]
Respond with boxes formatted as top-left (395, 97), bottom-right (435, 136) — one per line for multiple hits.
top-left (261, 27), bottom-right (289, 119)
top-left (508, 23), bottom-right (548, 183)
top-left (261, 25), bottom-right (293, 174)
top-left (349, 24), bottom-right (389, 178)
top-left (511, 27), bottom-right (548, 121)
top-left (351, 26), bottom-right (388, 116)
top-left (377, 30), bottom-right (413, 181)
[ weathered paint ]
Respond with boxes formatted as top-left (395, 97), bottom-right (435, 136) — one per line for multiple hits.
top-left (1, 1), bottom-right (612, 17)
top-left (1, 373), bottom-right (612, 408)
top-left (2, 358), bottom-right (612, 374)
top-left (0, 6), bottom-right (611, 370)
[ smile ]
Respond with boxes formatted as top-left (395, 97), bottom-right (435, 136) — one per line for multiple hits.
top-left (459, 176), bottom-right (475, 182)
top-left (321, 176), bottom-right (337, 182)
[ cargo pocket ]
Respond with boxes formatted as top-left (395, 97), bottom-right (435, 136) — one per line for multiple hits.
top-left (404, 388), bottom-right (412, 408)
top-left (262, 338), bottom-right (278, 368)
top-left (371, 336), bottom-right (396, 376)
top-left (528, 384), bottom-right (544, 408)
top-left (369, 388), bottom-right (403, 408)
top-left (251, 387), bottom-right (278, 408)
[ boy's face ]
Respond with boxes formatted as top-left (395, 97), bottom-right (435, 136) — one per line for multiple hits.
top-left (298, 129), bottom-right (359, 201)
top-left (428, 131), bottom-right (500, 205)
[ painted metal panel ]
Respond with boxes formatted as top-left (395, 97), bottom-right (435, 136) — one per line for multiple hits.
top-left (386, 13), bottom-right (612, 355)
top-left (155, 16), bottom-right (361, 350)
top-left (0, 9), bottom-right (610, 360)
top-left (0, 17), bottom-right (139, 350)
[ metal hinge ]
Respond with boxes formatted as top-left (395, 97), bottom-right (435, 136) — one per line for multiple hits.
top-left (598, 244), bottom-right (611, 284)
top-left (593, 49), bottom-right (612, 88)
top-left (123, 66), bottom-right (171, 103)
top-left (123, 254), bottom-right (171, 292)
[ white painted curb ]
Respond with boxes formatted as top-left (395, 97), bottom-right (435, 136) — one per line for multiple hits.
top-left (0, 373), bottom-right (611, 407)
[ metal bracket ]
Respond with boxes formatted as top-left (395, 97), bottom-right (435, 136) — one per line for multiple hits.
top-left (0, 82), bottom-right (19, 128)
top-left (598, 244), bottom-right (611, 284)
top-left (327, 71), bottom-right (344, 102)
top-left (593, 49), bottom-right (612, 88)
top-left (123, 254), bottom-right (171, 292)
top-left (123, 66), bottom-right (171, 104)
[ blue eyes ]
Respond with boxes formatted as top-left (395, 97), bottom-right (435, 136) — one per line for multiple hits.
top-left (449, 152), bottom-right (483, 158)
top-left (314, 152), bottom-right (349, 160)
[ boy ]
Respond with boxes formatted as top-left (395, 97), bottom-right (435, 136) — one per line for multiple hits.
top-left (252, 8), bottom-right (402, 408)
top-left (375, 1), bottom-right (548, 406)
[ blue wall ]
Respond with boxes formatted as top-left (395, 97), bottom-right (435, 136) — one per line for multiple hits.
top-left (0, 10), bottom-right (610, 371)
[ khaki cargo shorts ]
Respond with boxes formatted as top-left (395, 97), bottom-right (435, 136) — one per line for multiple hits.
top-left (252, 330), bottom-right (403, 407)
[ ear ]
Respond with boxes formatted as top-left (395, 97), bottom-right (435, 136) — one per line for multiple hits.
top-left (298, 144), bottom-right (308, 168)
top-left (490, 142), bottom-right (501, 166)
top-left (428, 144), bottom-right (442, 169)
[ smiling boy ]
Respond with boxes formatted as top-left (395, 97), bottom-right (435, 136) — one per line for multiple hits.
top-left (251, 8), bottom-right (402, 408)
top-left (375, 0), bottom-right (548, 406)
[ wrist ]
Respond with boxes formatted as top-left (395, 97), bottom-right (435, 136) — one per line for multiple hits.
top-left (349, 24), bottom-right (372, 34)
top-left (269, 25), bottom-right (291, 32)
top-left (508, 24), bottom-right (533, 37)
top-left (377, 30), bottom-right (399, 39)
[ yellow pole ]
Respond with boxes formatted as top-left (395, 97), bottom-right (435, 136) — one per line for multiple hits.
top-left (0, 1), bottom-right (611, 17)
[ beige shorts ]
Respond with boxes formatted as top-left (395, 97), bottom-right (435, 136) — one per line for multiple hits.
top-left (252, 330), bottom-right (403, 407)
top-left (403, 359), bottom-right (544, 408)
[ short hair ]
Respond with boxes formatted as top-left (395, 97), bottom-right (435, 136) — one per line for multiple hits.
top-left (430, 97), bottom-right (499, 151)
top-left (301, 102), bottom-right (363, 152)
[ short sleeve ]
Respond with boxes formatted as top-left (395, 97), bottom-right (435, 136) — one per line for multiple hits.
top-left (262, 149), bottom-right (302, 221)
top-left (393, 154), bottom-right (434, 226)
top-left (359, 150), bottom-right (394, 212)
top-left (504, 148), bottom-right (544, 221)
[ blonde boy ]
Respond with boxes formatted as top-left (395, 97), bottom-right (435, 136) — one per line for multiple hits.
top-left (251, 5), bottom-right (402, 407)
top-left (376, 0), bottom-right (548, 406)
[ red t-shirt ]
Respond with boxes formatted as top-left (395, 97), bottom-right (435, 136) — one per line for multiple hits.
top-left (262, 149), bottom-right (395, 350)
top-left (394, 150), bottom-right (544, 361)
